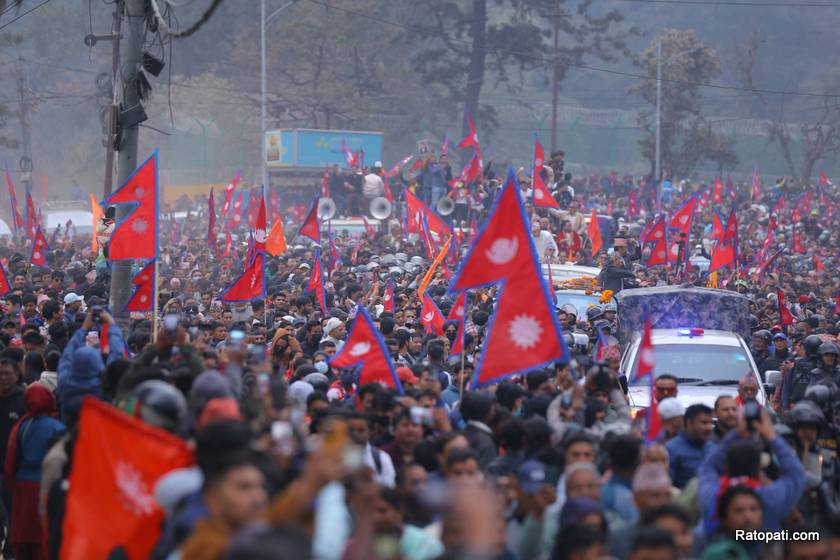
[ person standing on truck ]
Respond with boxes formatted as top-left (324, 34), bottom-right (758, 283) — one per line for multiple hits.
top-left (363, 162), bottom-right (385, 201)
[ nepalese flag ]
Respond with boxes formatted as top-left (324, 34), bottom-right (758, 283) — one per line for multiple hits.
top-left (644, 217), bottom-right (669, 267)
top-left (532, 137), bottom-right (559, 209)
top-left (813, 254), bottom-right (825, 272)
top-left (698, 188), bottom-right (709, 209)
top-left (269, 189), bottom-right (281, 220)
top-left (447, 291), bottom-right (467, 356)
top-left (220, 252), bottom-right (265, 302)
top-left (458, 113), bottom-right (479, 149)
top-left (223, 224), bottom-right (232, 257)
top-left (341, 138), bottom-right (359, 167)
top-left (363, 216), bottom-right (376, 237)
top-left (104, 151), bottom-right (159, 260)
top-left (321, 168), bottom-right (330, 198)
top-left (383, 179), bottom-right (394, 203)
top-left (635, 318), bottom-right (661, 442)
top-left (752, 167), bottom-right (761, 201)
top-left (252, 190), bottom-right (267, 258)
top-left (594, 327), bottom-right (609, 362)
top-left (383, 278), bottom-right (395, 314)
top-left (404, 189), bottom-right (450, 238)
top-left (799, 191), bottom-right (813, 215)
top-left (351, 239), bottom-right (361, 265)
top-left (297, 196), bottom-right (320, 244)
top-left (834, 293), bottom-right (840, 315)
top-left (207, 187), bottom-right (216, 244)
top-left (230, 191), bottom-right (244, 227)
top-left (710, 210), bottom-right (725, 242)
top-left (461, 153), bottom-right (482, 185)
top-left (778, 289), bottom-right (794, 326)
top-left (384, 155), bottom-right (413, 179)
top-left (125, 260), bottom-right (155, 312)
top-left (820, 169), bottom-right (832, 187)
top-left (220, 175), bottom-right (241, 215)
top-left (420, 294), bottom-right (446, 336)
top-left (628, 190), bottom-right (639, 218)
top-left (793, 227), bottom-right (806, 254)
top-left (587, 208), bottom-right (603, 256)
top-left (247, 188), bottom-right (260, 228)
top-left (4, 168), bottom-right (24, 232)
top-left (25, 189), bottom-right (37, 239)
top-left (771, 194), bottom-right (786, 215)
top-left (710, 208), bottom-right (738, 272)
top-left (449, 166), bottom-right (569, 387)
top-left (667, 196), bottom-right (697, 262)
top-left (30, 226), bottom-right (49, 267)
top-left (0, 264), bottom-right (10, 297)
top-left (328, 234), bottom-right (341, 273)
top-left (305, 249), bottom-right (328, 317)
top-left (61, 399), bottom-right (193, 560)
top-left (712, 177), bottom-right (723, 205)
top-left (329, 304), bottom-right (403, 393)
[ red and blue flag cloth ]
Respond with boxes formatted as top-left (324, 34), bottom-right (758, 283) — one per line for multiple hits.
top-left (712, 177), bottom-right (723, 205)
top-left (594, 327), bottom-right (609, 362)
top-left (329, 304), bottom-right (403, 393)
top-left (384, 155), bottom-right (413, 179)
top-left (124, 260), bottom-right (155, 312)
top-left (4, 167), bottom-right (24, 233)
top-left (220, 252), bottom-right (265, 302)
top-left (628, 189), bottom-right (639, 218)
top-left (103, 151), bottom-right (159, 261)
top-left (383, 278), bottom-right (395, 314)
top-left (666, 195), bottom-right (697, 264)
top-left (710, 207), bottom-right (738, 272)
top-left (297, 196), bottom-right (320, 244)
top-left (220, 175), bottom-right (241, 216)
top-left (449, 166), bottom-right (569, 388)
top-left (404, 189), bottom-right (450, 239)
top-left (447, 291), bottom-right (467, 356)
top-left (752, 167), bottom-right (761, 201)
top-left (252, 190), bottom-right (267, 259)
top-left (532, 137), bottom-right (559, 208)
top-left (0, 263), bottom-right (11, 297)
top-left (643, 217), bottom-right (669, 267)
top-left (30, 226), bottom-right (49, 267)
top-left (305, 249), bottom-right (328, 317)
top-left (634, 318), bottom-right (661, 443)
top-left (25, 189), bottom-right (38, 239)
top-left (207, 187), bottom-right (217, 246)
top-left (328, 234), bottom-right (341, 275)
top-left (778, 289), bottom-right (794, 326)
top-left (420, 293), bottom-right (446, 336)
top-left (230, 191), bottom-right (244, 228)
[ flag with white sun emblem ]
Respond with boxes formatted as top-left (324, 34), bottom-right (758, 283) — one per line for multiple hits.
top-left (449, 166), bottom-right (569, 388)
top-left (30, 226), bottom-right (49, 267)
top-left (125, 260), bottom-right (155, 312)
top-left (103, 150), bottom-right (159, 260)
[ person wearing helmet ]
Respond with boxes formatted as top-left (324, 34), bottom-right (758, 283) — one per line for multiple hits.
top-left (781, 335), bottom-right (824, 410)
top-left (784, 400), bottom-right (835, 525)
top-left (803, 383), bottom-right (840, 475)
top-left (603, 301), bottom-right (619, 332)
top-left (586, 305), bottom-right (604, 325)
top-left (734, 279), bottom-right (749, 295)
top-left (810, 343), bottom-right (840, 384)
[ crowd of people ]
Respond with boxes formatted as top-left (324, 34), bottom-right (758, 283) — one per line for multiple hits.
top-left (0, 148), bottom-right (839, 560)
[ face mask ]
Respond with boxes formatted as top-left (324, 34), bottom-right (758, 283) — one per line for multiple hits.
top-left (314, 361), bottom-right (329, 374)
top-left (445, 331), bottom-right (457, 342)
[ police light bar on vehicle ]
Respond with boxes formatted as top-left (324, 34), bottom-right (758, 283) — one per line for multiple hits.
top-left (677, 327), bottom-right (704, 337)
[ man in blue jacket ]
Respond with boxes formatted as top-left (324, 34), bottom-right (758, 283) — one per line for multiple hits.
top-left (664, 403), bottom-right (714, 489)
top-left (57, 308), bottom-right (126, 428)
top-left (698, 407), bottom-right (805, 537)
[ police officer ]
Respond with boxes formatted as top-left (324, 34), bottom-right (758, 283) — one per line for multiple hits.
top-left (782, 335), bottom-right (824, 410)
top-left (786, 400), bottom-right (832, 524)
top-left (603, 301), bottom-right (619, 332)
top-left (811, 343), bottom-right (840, 384)
top-left (749, 329), bottom-right (772, 370)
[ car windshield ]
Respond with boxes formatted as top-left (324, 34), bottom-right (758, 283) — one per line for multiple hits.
top-left (554, 293), bottom-right (601, 318)
top-left (628, 343), bottom-right (753, 386)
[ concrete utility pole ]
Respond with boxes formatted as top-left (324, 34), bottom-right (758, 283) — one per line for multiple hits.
top-left (102, 3), bottom-right (123, 198)
top-left (109, 0), bottom-right (146, 324)
top-left (16, 58), bottom-right (33, 195)
top-left (550, 2), bottom-right (560, 154)
top-left (654, 38), bottom-right (662, 184)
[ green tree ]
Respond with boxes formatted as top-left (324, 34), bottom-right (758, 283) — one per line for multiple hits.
top-left (631, 29), bottom-right (738, 178)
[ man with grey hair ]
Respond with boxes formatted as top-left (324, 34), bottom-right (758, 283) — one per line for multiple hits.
top-left (609, 462), bottom-right (675, 558)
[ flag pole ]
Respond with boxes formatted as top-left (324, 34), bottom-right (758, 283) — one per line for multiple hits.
top-left (152, 258), bottom-right (160, 343)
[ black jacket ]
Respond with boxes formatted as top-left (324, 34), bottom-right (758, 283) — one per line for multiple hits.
top-left (464, 421), bottom-right (498, 470)
top-left (599, 265), bottom-right (637, 293)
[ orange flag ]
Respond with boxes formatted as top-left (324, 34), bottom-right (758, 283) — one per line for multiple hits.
top-left (266, 219), bottom-right (287, 256)
top-left (417, 235), bottom-right (452, 298)
top-left (61, 399), bottom-right (193, 560)
top-left (90, 193), bottom-right (103, 252)
top-left (588, 208), bottom-right (602, 256)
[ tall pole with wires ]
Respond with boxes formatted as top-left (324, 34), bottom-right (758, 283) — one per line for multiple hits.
top-left (655, 37), bottom-right (662, 185)
top-left (102, 1), bottom-right (123, 198)
top-left (109, 0), bottom-right (146, 324)
top-left (261, 0), bottom-right (268, 190)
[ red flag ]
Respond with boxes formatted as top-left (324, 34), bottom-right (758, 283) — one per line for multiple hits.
top-left (230, 191), bottom-right (244, 227)
top-left (668, 196), bottom-right (697, 234)
top-left (4, 169), bottom-right (23, 233)
top-left (635, 319), bottom-right (661, 442)
top-left (420, 294), bottom-right (446, 336)
top-left (252, 191), bottom-right (267, 257)
top-left (450, 168), bottom-right (568, 387)
top-left (628, 190), bottom-right (639, 218)
top-left (752, 168), bottom-right (761, 201)
top-left (329, 304), bottom-right (403, 392)
top-left (25, 189), bottom-right (37, 239)
top-left (470, 216), bottom-right (478, 238)
top-left (223, 224), bottom-right (232, 257)
top-left (247, 188), bottom-right (260, 228)
top-left (404, 189), bottom-right (450, 238)
top-left (644, 218), bottom-right (669, 267)
top-left (461, 153), bottom-right (482, 185)
top-left (220, 175), bottom-right (241, 215)
top-left (778, 290), bottom-right (794, 326)
top-left (457, 113), bottom-right (479, 149)
top-left (0, 264), bottom-right (10, 297)
top-left (710, 210), bottom-right (725, 242)
top-left (125, 260), bottom-right (155, 312)
top-left (220, 253), bottom-right (265, 302)
top-left (384, 155), bottom-right (413, 179)
top-left (103, 151), bottom-right (159, 260)
top-left (321, 168), bottom-right (330, 198)
top-left (813, 254), bottom-right (824, 272)
top-left (207, 187), bottom-right (216, 245)
top-left (793, 228), bottom-right (806, 254)
top-left (587, 208), bottom-right (603, 256)
top-left (712, 177), bottom-right (723, 204)
top-left (383, 278), bottom-right (395, 314)
top-left (710, 208), bottom-right (738, 272)
top-left (383, 180), bottom-right (394, 203)
top-left (819, 169), bottom-right (831, 187)
top-left (362, 216), bottom-right (376, 237)
top-left (447, 291), bottom-right (467, 356)
top-left (30, 226), bottom-right (49, 267)
top-left (61, 399), bottom-right (193, 560)
top-left (297, 197), bottom-right (321, 244)
top-left (305, 249), bottom-right (328, 317)
top-left (532, 138), bottom-right (559, 208)
top-left (772, 195), bottom-right (786, 216)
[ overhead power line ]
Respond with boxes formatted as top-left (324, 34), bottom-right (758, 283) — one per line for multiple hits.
top-left (615, 0), bottom-right (840, 6)
top-left (303, 0), bottom-right (840, 99)
top-left (0, 0), bottom-right (53, 32)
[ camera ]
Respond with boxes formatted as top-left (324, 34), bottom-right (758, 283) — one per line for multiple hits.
top-left (743, 399), bottom-right (761, 430)
top-left (91, 305), bottom-right (103, 323)
top-left (163, 313), bottom-right (179, 340)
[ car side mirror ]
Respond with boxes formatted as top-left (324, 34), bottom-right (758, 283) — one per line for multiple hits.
top-left (764, 370), bottom-right (781, 394)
